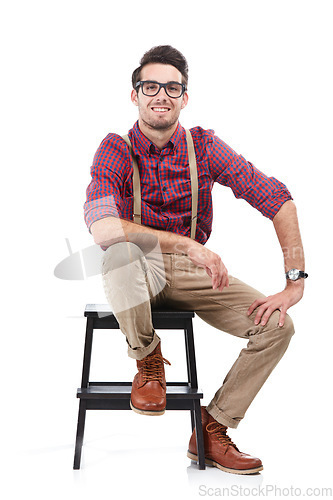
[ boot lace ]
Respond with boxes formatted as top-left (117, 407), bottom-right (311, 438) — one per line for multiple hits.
top-left (206, 422), bottom-right (237, 451)
top-left (142, 353), bottom-right (171, 384)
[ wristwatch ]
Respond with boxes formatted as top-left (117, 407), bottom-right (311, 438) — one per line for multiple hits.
top-left (286, 269), bottom-right (308, 281)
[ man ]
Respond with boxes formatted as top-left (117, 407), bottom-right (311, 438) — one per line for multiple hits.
top-left (84, 45), bottom-right (306, 474)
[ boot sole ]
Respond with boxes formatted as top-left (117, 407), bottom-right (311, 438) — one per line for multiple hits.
top-left (187, 451), bottom-right (263, 475)
top-left (130, 400), bottom-right (165, 416)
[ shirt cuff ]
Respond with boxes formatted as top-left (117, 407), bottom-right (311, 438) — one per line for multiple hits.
top-left (261, 193), bottom-right (293, 220)
top-left (84, 195), bottom-right (121, 233)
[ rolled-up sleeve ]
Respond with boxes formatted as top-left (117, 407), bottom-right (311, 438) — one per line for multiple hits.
top-left (209, 135), bottom-right (293, 220)
top-left (84, 134), bottom-right (128, 232)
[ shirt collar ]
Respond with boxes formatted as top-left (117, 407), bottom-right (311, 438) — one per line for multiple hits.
top-left (130, 120), bottom-right (184, 156)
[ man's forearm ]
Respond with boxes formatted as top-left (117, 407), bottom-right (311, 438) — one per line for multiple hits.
top-left (91, 216), bottom-right (199, 254)
top-left (247, 199), bottom-right (305, 326)
top-left (91, 215), bottom-right (229, 291)
top-left (273, 200), bottom-right (305, 289)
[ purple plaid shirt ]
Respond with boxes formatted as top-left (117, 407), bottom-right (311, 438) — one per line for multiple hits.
top-left (84, 121), bottom-right (292, 245)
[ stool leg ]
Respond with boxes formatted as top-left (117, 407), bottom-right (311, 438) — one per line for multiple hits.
top-left (73, 400), bottom-right (87, 469)
top-left (193, 399), bottom-right (205, 470)
top-left (74, 316), bottom-right (94, 470)
top-left (81, 317), bottom-right (94, 388)
top-left (190, 409), bottom-right (195, 431)
top-left (184, 319), bottom-right (198, 389)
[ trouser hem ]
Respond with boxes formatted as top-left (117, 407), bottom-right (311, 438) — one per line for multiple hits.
top-left (206, 401), bottom-right (241, 429)
top-left (127, 330), bottom-right (161, 360)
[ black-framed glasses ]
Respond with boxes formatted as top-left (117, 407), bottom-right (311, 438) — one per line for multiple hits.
top-left (135, 80), bottom-right (186, 98)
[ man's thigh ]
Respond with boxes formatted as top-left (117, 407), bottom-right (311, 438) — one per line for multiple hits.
top-left (167, 253), bottom-right (285, 339)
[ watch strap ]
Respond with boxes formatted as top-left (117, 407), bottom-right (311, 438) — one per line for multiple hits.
top-left (299, 271), bottom-right (308, 279)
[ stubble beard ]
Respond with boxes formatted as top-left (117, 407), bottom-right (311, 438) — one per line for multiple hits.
top-left (142, 115), bottom-right (179, 131)
top-left (139, 100), bottom-right (180, 132)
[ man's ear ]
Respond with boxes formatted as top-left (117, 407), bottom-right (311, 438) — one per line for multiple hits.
top-left (181, 91), bottom-right (189, 109)
top-left (131, 89), bottom-right (139, 106)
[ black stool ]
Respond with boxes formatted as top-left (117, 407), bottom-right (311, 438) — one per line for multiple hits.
top-left (73, 304), bottom-right (205, 470)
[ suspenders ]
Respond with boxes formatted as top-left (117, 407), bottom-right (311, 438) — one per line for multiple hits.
top-left (122, 135), bottom-right (142, 225)
top-left (122, 130), bottom-right (198, 239)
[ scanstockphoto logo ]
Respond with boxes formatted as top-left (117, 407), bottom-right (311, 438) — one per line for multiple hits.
top-left (54, 238), bottom-right (104, 281)
top-left (198, 484), bottom-right (333, 497)
top-left (54, 194), bottom-right (122, 280)
top-left (54, 235), bottom-right (167, 317)
top-left (53, 234), bottom-right (165, 281)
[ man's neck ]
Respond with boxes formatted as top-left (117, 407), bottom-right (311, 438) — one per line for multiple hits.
top-left (138, 119), bottom-right (178, 151)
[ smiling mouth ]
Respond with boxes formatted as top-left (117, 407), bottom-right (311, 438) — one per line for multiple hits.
top-left (151, 107), bottom-right (170, 113)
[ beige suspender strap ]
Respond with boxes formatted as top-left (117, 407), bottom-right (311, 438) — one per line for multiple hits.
top-left (122, 134), bottom-right (142, 225)
top-left (122, 130), bottom-right (198, 239)
top-left (185, 129), bottom-right (198, 239)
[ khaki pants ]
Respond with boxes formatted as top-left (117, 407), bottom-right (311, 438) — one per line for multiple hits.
top-left (102, 241), bottom-right (295, 429)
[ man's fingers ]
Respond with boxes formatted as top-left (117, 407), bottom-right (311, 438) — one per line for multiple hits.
top-left (221, 270), bottom-right (229, 292)
top-left (218, 267), bottom-right (229, 291)
top-left (200, 254), bottom-right (228, 292)
top-left (252, 300), bottom-right (286, 327)
top-left (278, 309), bottom-right (287, 327)
top-left (248, 290), bottom-right (297, 327)
top-left (211, 264), bottom-right (229, 292)
top-left (217, 272), bottom-right (228, 292)
top-left (254, 305), bottom-right (268, 325)
top-left (259, 306), bottom-right (277, 326)
top-left (209, 262), bottom-right (222, 289)
top-left (247, 298), bottom-right (266, 316)
top-left (210, 267), bottom-right (219, 289)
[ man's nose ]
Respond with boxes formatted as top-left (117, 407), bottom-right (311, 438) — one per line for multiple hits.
top-left (156, 85), bottom-right (168, 98)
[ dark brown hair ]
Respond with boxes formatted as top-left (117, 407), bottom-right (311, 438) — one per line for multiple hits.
top-left (132, 45), bottom-right (188, 90)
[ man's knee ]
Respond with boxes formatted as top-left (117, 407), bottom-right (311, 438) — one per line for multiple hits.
top-left (268, 310), bottom-right (295, 352)
top-left (282, 313), bottom-right (295, 339)
top-left (259, 310), bottom-right (295, 353)
top-left (102, 242), bottom-right (144, 274)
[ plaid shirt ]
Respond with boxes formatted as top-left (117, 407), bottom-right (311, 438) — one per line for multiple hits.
top-left (84, 121), bottom-right (292, 245)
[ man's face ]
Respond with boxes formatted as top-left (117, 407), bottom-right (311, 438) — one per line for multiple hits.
top-left (131, 63), bottom-right (188, 132)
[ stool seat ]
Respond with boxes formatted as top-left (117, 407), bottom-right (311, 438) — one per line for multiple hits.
top-left (73, 304), bottom-right (205, 470)
top-left (85, 303), bottom-right (196, 317)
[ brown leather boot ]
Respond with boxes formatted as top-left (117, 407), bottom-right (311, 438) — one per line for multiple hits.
top-left (187, 406), bottom-right (263, 474)
top-left (130, 342), bottom-right (171, 416)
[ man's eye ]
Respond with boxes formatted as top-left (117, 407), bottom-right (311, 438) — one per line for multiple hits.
top-left (146, 84), bottom-right (158, 90)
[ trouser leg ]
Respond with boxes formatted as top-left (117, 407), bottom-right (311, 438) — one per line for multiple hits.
top-left (167, 254), bottom-right (295, 428)
top-left (101, 242), bottom-right (168, 360)
top-left (205, 307), bottom-right (294, 428)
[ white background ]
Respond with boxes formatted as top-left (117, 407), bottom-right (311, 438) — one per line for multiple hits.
top-left (2, 0), bottom-right (332, 498)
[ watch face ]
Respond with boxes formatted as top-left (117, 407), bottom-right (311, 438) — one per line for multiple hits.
top-left (288, 269), bottom-right (300, 280)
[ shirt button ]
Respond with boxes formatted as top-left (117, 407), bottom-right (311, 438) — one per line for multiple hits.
top-left (162, 186), bottom-right (167, 192)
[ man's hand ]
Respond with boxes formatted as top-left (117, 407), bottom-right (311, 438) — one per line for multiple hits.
top-left (247, 282), bottom-right (304, 327)
top-left (186, 243), bottom-right (229, 292)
